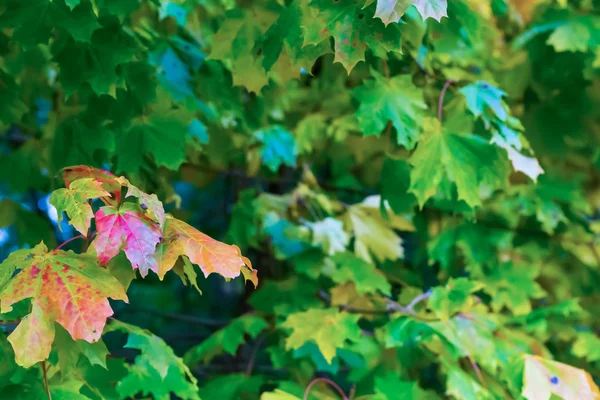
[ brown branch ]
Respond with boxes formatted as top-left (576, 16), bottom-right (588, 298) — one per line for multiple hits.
top-left (438, 79), bottom-right (455, 123)
top-left (245, 334), bottom-right (267, 376)
top-left (128, 307), bottom-right (230, 327)
top-left (318, 290), bottom-right (439, 322)
top-left (304, 377), bottom-right (348, 400)
top-left (55, 235), bottom-right (85, 250)
top-left (42, 361), bottom-right (52, 400)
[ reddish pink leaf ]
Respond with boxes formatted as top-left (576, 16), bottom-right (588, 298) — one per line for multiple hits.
top-left (155, 216), bottom-right (257, 286)
top-left (93, 203), bottom-right (162, 277)
top-left (0, 242), bottom-right (127, 367)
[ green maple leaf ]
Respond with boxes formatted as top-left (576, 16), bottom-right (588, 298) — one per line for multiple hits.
top-left (0, 242), bottom-right (128, 367)
top-left (53, 22), bottom-right (136, 95)
top-left (546, 22), bottom-right (591, 53)
top-left (483, 262), bottom-right (545, 315)
top-left (261, 382), bottom-right (325, 400)
top-left (0, 70), bottom-right (27, 130)
top-left (53, 0), bottom-right (100, 43)
top-left (428, 278), bottom-right (482, 320)
top-left (442, 358), bottom-right (494, 400)
top-left (408, 118), bottom-right (510, 208)
top-left (374, 372), bottom-right (438, 399)
top-left (380, 159), bottom-right (417, 214)
top-left (184, 315), bottom-right (268, 365)
top-left (208, 10), bottom-right (269, 93)
top-left (115, 96), bottom-right (193, 173)
top-left (430, 314), bottom-right (500, 373)
top-left (305, 0), bottom-right (402, 72)
top-left (353, 70), bottom-right (426, 149)
top-left (50, 177), bottom-right (110, 235)
top-left (281, 308), bottom-right (361, 364)
top-left (572, 332), bottom-right (600, 363)
top-left (459, 81), bottom-right (507, 124)
top-left (50, 119), bottom-right (115, 172)
top-left (328, 252), bottom-right (391, 296)
top-left (371, 0), bottom-right (447, 25)
top-left (254, 2), bottom-right (330, 73)
top-left (53, 325), bottom-right (110, 374)
top-left (65, 0), bottom-right (82, 9)
top-left (255, 126), bottom-right (298, 172)
top-left (107, 320), bottom-right (200, 400)
top-left (0, 0), bottom-right (53, 47)
top-left (250, 275), bottom-right (321, 316)
top-left (199, 374), bottom-right (263, 400)
top-left (295, 114), bottom-right (329, 154)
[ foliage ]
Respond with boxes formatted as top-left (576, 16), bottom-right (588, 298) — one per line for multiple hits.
top-left (0, 0), bottom-right (599, 399)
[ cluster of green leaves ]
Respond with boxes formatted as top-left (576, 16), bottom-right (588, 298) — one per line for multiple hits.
top-left (0, 0), bottom-right (599, 398)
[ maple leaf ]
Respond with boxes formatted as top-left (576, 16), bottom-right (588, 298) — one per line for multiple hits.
top-left (353, 70), bottom-right (427, 149)
top-left (372, 0), bottom-right (447, 25)
top-left (328, 252), bottom-right (391, 296)
top-left (93, 203), bottom-right (162, 277)
top-left (62, 165), bottom-right (121, 202)
top-left (155, 215), bottom-right (257, 286)
top-left (409, 118), bottom-right (510, 209)
top-left (255, 126), bottom-right (298, 172)
top-left (106, 320), bottom-right (200, 400)
top-left (184, 315), bottom-right (268, 365)
top-left (442, 357), bottom-right (494, 400)
top-left (572, 332), bottom-right (600, 363)
top-left (546, 22), bottom-right (592, 53)
top-left (342, 196), bottom-right (413, 263)
top-left (375, 372), bottom-right (437, 399)
top-left (428, 278), bottom-right (482, 320)
top-left (115, 177), bottom-right (166, 227)
top-left (115, 106), bottom-right (192, 174)
top-left (459, 81), bottom-right (508, 124)
top-left (380, 159), bottom-right (417, 214)
top-left (50, 178), bottom-right (110, 235)
top-left (281, 308), bottom-right (361, 364)
top-left (305, 0), bottom-right (402, 72)
top-left (522, 355), bottom-right (600, 400)
top-left (0, 242), bottom-right (127, 367)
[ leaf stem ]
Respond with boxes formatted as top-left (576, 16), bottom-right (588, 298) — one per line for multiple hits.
top-left (304, 377), bottom-right (348, 400)
top-left (42, 361), bottom-right (52, 400)
top-left (382, 59), bottom-right (390, 79)
top-left (55, 235), bottom-right (85, 251)
top-left (437, 79), bottom-right (455, 123)
top-left (245, 334), bottom-right (267, 376)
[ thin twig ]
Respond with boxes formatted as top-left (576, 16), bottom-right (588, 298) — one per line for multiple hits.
top-left (304, 377), bottom-right (348, 400)
top-left (467, 354), bottom-right (488, 389)
top-left (129, 308), bottom-right (230, 327)
top-left (55, 235), bottom-right (85, 251)
top-left (318, 290), bottom-right (439, 322)
top-left (245, 334), bottom-right (267, 376)
top-left (402, 289), bottom-right (432, 314)
top-left (382, 59), bottom-right (390, 79)
top-left (42, 361), bottom-right (52, 400)
top-left (437, 79), bottom-right (455, 123)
